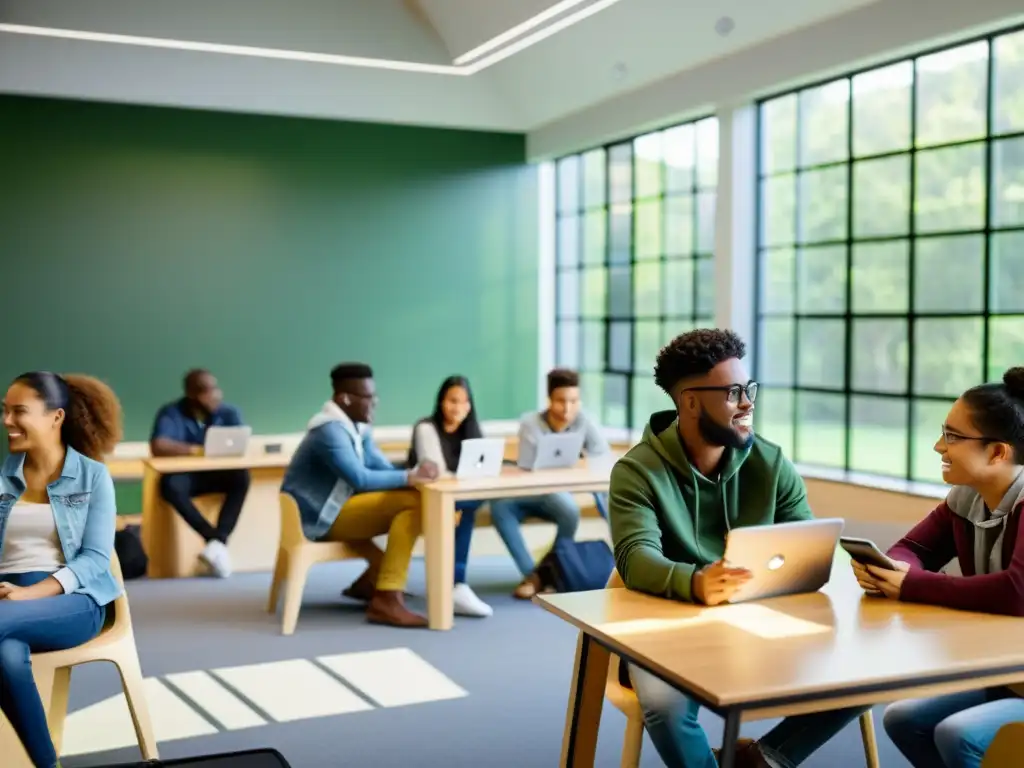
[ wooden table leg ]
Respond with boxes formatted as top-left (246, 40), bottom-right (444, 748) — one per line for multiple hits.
top-left (140, 465), bottom-right (169, 578)
top-left (423, 489), bottom-right (455, 631)
top-left (718, 709), bottom-right (742, 768)
top-left (560, 631), bottom-right (609, 767)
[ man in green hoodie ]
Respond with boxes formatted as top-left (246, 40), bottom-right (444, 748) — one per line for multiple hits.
top-left (610, 328), bottom-right (868, 768)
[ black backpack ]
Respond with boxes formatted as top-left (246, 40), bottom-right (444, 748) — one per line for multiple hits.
top-left (114, 524), bottom-right (148, 580)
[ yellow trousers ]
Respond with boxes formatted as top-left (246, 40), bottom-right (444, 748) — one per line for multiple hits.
top-left (326, 489), bottom-right (422, 591)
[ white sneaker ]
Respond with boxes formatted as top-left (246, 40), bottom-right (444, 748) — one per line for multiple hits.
top-left (200, 539), bottom-right (233, 578)
top-left (452, 583), bottom-right (492, 618)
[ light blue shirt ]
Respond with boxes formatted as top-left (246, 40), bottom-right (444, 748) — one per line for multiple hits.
top-left (0, 446), bottom-right (122, 606)
top-left (281, 401), bottom-right (408, 541)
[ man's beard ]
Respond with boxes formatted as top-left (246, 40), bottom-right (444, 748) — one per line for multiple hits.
top-left (698, 406), bottom-right (753, 450)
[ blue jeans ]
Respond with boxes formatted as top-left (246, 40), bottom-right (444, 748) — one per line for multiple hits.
top-left (630, 666), bottom-right (869, 768)
top-left (454, 500), bottom-right (483, 584)
top-left (488, 492), bottom-right (580, 577)
top-left (883, 688), bottom-right (1024, 768)
top-left (0, 571), bottom-right (106, 768)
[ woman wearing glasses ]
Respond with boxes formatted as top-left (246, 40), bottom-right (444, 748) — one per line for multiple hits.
top-left (854, 366), bottom-right (1024, 768)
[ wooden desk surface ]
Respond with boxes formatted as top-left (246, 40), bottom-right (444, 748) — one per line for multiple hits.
top-left (142, 453), bottom-right (293, 473)
top-left (537, 561), bottom-right (1024, 713)
top-left (424, 462), bottom-right (612, 498)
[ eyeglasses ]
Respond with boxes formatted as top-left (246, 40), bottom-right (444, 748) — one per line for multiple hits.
top-left (346, 392), bottom-right (379, 404)
top-left (941, 424), bottom-right (996, 444)
top-left (682, 381), bottom-right (758, 404)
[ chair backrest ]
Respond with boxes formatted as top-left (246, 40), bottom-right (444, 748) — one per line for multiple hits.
top-left (278, 492), bottom-right (307, 547)
top-left (606, 568), bottom-right (625, 589)
top-left (105, 551), bottom-right (133, 635)
top-left (982, 722), bottom-right (1024, 767)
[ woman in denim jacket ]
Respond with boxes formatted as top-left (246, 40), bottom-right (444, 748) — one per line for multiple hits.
top-left (0, 371), bottom-right (123, 768)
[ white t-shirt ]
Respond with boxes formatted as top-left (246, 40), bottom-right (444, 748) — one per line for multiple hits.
top-left (0, 500), bottom-right (65, 574)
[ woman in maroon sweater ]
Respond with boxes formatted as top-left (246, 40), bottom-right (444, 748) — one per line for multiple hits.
top-left (853, 366), bottom-right (1024, 768)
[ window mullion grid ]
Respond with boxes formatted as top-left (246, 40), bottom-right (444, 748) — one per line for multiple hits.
top-left (904, 61), bottom-right (919, 483)
top-left (603, 151), bottom-right (612, 417)
top-left (982, 40), bottom-right (995, 386)
top-left (843, 78), bottom-right (855, 474)
top-left (691, 129), bottom-right (701, 334)
top-left (792, 96), bottom-right (803, 460)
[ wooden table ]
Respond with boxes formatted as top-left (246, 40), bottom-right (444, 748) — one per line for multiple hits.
top-left (141, 453), bottom-right (293, 578)
top-left (538, 558), bottom-right (1024, 767)
top-left (422, 462), bottom-right (612, 630)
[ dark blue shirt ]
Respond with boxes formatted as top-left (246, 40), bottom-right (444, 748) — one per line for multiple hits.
top-left (150, 399), bottom-right (244, 446)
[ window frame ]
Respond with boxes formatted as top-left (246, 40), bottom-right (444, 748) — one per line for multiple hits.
top-left (753, 24), bottom-right (1024, 484)
top-left (554, 115), bottom-right (719, 430)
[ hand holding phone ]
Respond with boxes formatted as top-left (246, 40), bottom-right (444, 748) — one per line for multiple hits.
top-left (839, 537), bottom-right (897, 570)
top-left (841, 537), bottom-right (911, 598)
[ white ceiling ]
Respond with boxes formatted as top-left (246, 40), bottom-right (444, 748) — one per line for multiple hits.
top-left (1, 0), bottom-right (1022, 154)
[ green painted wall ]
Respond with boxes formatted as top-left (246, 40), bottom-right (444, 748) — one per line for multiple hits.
top-left (0, 96), bottom-right (538, 511)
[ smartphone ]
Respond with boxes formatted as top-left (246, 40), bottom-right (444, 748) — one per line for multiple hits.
top-left (839, 536), bottom-right (897, 570)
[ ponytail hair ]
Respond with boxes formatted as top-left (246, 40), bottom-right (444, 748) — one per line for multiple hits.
top-left (14, 372), bottom-right (123, 460)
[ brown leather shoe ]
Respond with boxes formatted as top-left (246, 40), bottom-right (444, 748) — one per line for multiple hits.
top-left (712, 738), bottom-right (756, 765)
top-left (513, 573), bottom-right (542, 600)
top-left (366, 590), bottom-right (429, 628)
top-left (341, 568), bottom-right (376, 602)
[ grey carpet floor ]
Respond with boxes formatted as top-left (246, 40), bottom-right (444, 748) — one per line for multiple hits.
top-left (58, 554), bottom-right (913, 768)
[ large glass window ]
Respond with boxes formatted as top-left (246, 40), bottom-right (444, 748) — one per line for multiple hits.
top-left (555, 117), bottom-right (719, 429)
top-left (756, 29), bottom-right (1024, 484)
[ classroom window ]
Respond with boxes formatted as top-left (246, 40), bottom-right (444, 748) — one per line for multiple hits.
top-left (755, 27), bottom-right (1024, 485)
top-left (555, 117), bottom-right (719, 429)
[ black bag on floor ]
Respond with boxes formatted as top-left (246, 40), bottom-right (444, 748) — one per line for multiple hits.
top-left (114, 524), bottom-right (148, 580)
top-left (98, 747), bottom-right (292, 766)
top-left (534, 538), bottom-right (615, 593)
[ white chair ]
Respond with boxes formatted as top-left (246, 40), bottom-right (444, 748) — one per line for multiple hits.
top-left (267, 492), bottom-right (361, 635)
top-left (33, 554), bottom-right (158, 760)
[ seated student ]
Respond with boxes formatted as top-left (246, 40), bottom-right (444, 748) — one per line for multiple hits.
top-left (408, 375), bottom-right (492, 618)
top-left (150, 369), bottom-right (250, 578)
top-left (281, 363), bottom-right (438, 628)
top-left (490, 368), bottom-right (610, 599)
top-left (855, 367), bottom-right (1024, 768)
top-left (610, 328), bottom-right (867, 768)
top-left (0, 372), bottom-right (124, 768)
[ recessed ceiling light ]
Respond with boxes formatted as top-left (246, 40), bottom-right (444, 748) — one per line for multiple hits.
top-left (0, 0), bottom-right (628, 76)
top-left (453, 0), bottom-right (593, 65)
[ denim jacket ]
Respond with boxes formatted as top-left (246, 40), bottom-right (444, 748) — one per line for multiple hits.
top-left (281, 401), bottom-right (408, 541)
top-left (0, 446), bottom-right (123, 606)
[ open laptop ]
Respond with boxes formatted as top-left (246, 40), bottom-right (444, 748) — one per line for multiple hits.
top-left (721, 517), bottom-right (845, 603)
top-left (517, 432), bottom-right (586, 471)
top-left (203, 426), bottom-right (252, 458)
top-left (455, 437), bottom-right (505, 479)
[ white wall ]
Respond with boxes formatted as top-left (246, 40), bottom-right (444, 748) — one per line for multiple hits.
top-left (526, 0), bottom-right (1024, 159)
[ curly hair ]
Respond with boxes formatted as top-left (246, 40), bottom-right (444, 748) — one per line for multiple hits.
top-left (15, 372), bottom-right (124, 460)
top-left (653, 328), bottom-right (747, 394)
top-left (62, 374), bottom-right (124, 459)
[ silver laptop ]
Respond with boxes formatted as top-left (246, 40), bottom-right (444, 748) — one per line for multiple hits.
top-left (517, 431), bottom-right (586, 471)
top-left (722, 518), bottom-right (845, 603)
top-left (203, 426), bottom-right (252, 457)
top-left (455, 437), bottom-right (505, 479)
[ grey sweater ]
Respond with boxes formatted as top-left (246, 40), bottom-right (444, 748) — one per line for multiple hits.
top-left (518, 410), bottom-right (609, 458)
